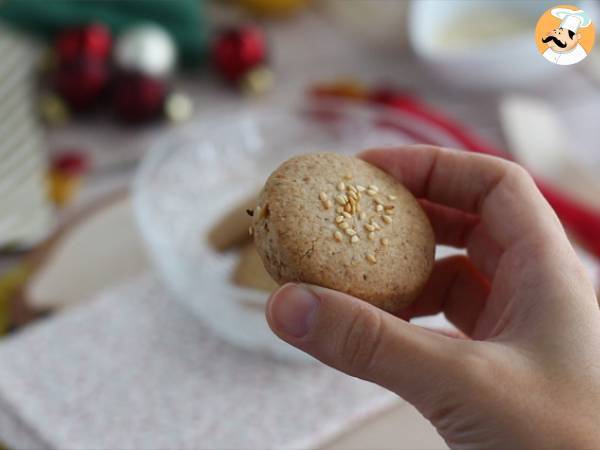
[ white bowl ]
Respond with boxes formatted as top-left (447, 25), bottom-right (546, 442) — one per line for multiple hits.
top-left (409, 0), bottom-right (561, 89)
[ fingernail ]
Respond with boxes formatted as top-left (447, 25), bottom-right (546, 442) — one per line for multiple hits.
top-left (268, 284), bottom-right (319, 338)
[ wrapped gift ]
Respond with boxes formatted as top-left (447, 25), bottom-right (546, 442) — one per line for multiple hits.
top-left (0, 25), bottom-right (53, 248)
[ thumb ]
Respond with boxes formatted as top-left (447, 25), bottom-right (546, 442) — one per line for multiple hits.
top-left (266, 283), bottom-right (469, 404)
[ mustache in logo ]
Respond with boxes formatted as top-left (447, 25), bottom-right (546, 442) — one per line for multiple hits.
top-left (542, 35), bottom-right (567, 48)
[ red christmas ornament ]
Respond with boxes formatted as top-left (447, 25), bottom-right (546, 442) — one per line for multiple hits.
top-left (55, 23), bottom-right (112, 66)
top-left (112, 72), bottom-right (166, 123)
top-left (54, 58), bottom-right (110, 110)
top-left (212, 26), bottom-right (266, 83)
top-left (52, 150), bottom-right (90, 176)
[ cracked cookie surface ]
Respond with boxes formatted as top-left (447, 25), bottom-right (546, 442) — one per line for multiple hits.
top-left (252, 152), bottom-right (435, 313)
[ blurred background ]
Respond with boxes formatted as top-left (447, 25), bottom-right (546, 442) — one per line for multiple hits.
top-left (0, 1), bottom-right (599, 449)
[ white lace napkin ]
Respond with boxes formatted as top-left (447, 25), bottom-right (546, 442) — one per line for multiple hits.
top-left (0, 274), bottom-right (397, 450)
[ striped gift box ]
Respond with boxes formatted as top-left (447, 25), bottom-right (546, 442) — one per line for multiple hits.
top-left (0, 24), bottom-right (53, 248)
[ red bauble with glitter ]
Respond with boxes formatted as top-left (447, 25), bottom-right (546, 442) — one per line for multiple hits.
top-left (212, 26), bottom-right (266, 83)
top-left (112, 72), bottom-right (166, 123)
top-left (54, 58), bottom-right (110, 110)
top-left (55, 23), bottom-right (112, 66)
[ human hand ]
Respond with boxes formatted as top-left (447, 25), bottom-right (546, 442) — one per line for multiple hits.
top-left (266, 145), bottom-right (600, 449)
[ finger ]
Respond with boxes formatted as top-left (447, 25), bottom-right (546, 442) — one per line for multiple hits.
top-left (406, 256), bottom-right (491, 338)
top-left (419, 199), bottom-right (503, 280)
top-left (419, 200), bottom-right (503, 277)
top-left (419, 199), bottom-right (479, 248)
top-left (266, 283), bottom-right (470, 403)
top-left (360, 145), bottom-right (564, 248)
top-left (467, 223), bottom-right (504, 280)
top-left (419, 327), bottom-right (469, 340)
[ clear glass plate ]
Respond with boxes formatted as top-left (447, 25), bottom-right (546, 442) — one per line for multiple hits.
top-left (132, 100), bottom-right (427, 363)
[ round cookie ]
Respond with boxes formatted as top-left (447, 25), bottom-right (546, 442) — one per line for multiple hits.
top-left (251, 152), bottom-right (435, 313)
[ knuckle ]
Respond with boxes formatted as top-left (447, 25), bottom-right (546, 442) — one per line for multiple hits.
top-left (485, 155), bottom-right (525, 178)
top-left (504, 161), bottom-right (533, 184)
top-left (338, 305), bottom-right (384, 377)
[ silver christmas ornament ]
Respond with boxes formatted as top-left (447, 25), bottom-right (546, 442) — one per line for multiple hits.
top-left (115, 24), bottom-right (177, 77)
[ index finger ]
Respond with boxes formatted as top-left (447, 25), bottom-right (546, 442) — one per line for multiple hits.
top-left (360, 145), bottom-right (564, 248)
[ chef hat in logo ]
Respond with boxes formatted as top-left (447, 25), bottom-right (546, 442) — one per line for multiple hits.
top-left (551, 8), bottom-right (592, 33)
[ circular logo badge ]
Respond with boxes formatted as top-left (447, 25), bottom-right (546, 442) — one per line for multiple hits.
top-left (535, 5), bottom-right (595, 65)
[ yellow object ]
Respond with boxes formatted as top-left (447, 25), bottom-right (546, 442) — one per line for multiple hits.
top-left (241, 65), bottom-right (274, 95)
top-left (237, 0), bottom-right (310, 16)
top-left (48, 171), bottom-right (82, 207)
top-left (0, 263), bottom-right (31, 335)
top-left (312, 79), bottom-right (368, 99)
top-left (39, 92), bottom-right (70, 126)
top-left (164, 93), bottom-right (194, 123)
